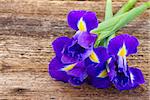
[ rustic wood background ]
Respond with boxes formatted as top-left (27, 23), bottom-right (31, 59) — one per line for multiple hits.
top-left (0, 0), bottom-right (149, 100)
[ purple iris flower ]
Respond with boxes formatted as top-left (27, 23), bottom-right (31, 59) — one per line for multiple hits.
top-left (107, 34), bottom-right (145, 90)
top-left (60, 10), bottom-right (98, 64)
top-left (49, 37), bottom-right (88, 85)
top-left (85, 47), bottom-right (112, 88)
top-left (53, 35), bottom-right (96, 65)
top-left (49, 10), bottom-right (99, 86)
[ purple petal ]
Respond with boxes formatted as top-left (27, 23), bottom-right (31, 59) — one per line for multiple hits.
top-left (67, 62), bottom-right (86, 78)
top-left (107, 57), bottom-right (116, 81)
top-left (108, 34), bottom-right (139, 56)
top-left (78, 32), bottom-right (97, 49)
top-left (61, 54), bottom-right (77, 64)
top-left (52, 36), bottom-right (72, 59)
top-left (87, 63), bottom-right (111, 88)
top-left (48, 57), bottom-right (69, 82)
top-left (85, 47), bottom-right (109, 64)
top-left (87, 63), bottom-right (107, 78)
top-left (112, 67), bottom-right (144, 91)
top-left (129, 67), bottom-right (145, 85)
top-left (67, 10), bottom-right (98, 32)
top-left (125, 35), bottom-right (139, 56)
top-left (113, 71), bottom-right (131, 90)
top-left (61, 41), bottom-right (92, 64)
top-left (67, 62), bottom-right (87, 86)
top-left (92, 47), bottom-right (109, 63)
top-left (68, 76), bottom-right (85, 86)
top-left (82, 11), bottom-right (98, 32)
top-left (107, 57), bottom-right (132, 90)
top-left (87, 77), bottom-right (111, 88)
top-left (67, 10), bottom-right (86, 31)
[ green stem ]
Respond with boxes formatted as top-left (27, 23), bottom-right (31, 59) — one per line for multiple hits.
top-left (103, 0), bottom-right (113, 47)
top-left (115, 0), bottom-right (137, 16)
top-left (92, 13), bottom-right (125, 34)
top-left (92, 1), bottom-right (149, 34)
top-left (97, 2), bottom-right (150, 42)
top-left (105, 0), bottom-right (113, 20)
top-left (107, 0), bottom-right (137, 45)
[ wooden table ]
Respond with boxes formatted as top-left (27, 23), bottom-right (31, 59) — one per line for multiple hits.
top-left (0, 0), bottom-right (149, 99)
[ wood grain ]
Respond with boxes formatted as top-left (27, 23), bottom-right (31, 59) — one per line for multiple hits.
top-left (0, 0), bottom-right (149, 100)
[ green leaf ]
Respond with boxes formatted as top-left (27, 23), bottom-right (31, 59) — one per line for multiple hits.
top-left (106, 0), bottom-right (137, 45)
top-left (115, 0), bottom-right (137, 16)
top-left (91, 13), bottom-right (125, 34)
top-left (92, 2), bottom-right (150, 35)
top-left (105, 0), bottom-right (113, 20)
top-left (97, 2), bottom-right (150, 42)
top-left (102, 0), bottom-right (113, 47)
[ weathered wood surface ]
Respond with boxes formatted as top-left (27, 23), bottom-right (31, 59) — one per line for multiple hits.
top-left (0, 0), bottom-right (149, 100)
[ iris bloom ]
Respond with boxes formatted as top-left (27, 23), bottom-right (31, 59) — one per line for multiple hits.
top-left (59, 10), bottom-right (98, 64)
top-left (49, 37), bottom-right (87, 85)
top-left (85, 47), bottom-right (111, 88)
top-left (107, 34), bottom-right (145, 90)
top-left (49, 10), bottom-right (99, 85)
top-left (53, 10), bottom-right (99, 64)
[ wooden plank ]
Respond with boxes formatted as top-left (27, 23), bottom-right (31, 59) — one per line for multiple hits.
top-left (0, 0), bottom-right (149, 99)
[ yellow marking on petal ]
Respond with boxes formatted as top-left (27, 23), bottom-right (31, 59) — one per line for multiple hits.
top-left (62, 63), bottom-right (76, 72)
top-left (118, 44), bottom-right (127, 57)
top-left (78, 18), bottom-right (87, 31)
top-left (89, 51), bottom-right (100, 63)
top-left (97, 69), bottom-right (108, 78)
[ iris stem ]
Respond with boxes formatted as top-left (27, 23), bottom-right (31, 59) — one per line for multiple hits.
top-left (106, 0), bottom-right (137, 46)
top-left (115, 0), bottom-right (137, 16)
top-left (92, 13), bottom-right (125, 34)
top-left (105, 0), bottom-right (113, 20)
top-left (95, 0), bottom-right (137, 47)
top-left (92, 1), bottom-right (149, 34)
top-left (95, 2), bottom-right (150, 44)
top-left (103, 0), bottom-right (113, 47)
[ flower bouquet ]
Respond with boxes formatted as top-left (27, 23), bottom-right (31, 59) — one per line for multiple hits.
top-left (48, 0), bottom-right (150, 90)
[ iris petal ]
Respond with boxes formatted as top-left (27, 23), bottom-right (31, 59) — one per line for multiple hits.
top-left (91, 47), bottom-right (109, 63)
top-left (61, 41), bottom-right (92, 64)
top-left (87, 63), bottom-right (111, 88)
top-left (129, 67), bottom-right (145, 84)
top-left (49, 57), bottom-right (87, 86)
top-left (52, 37), bottom-right (72, 59)
top-left (67, 62), bottom-right (87, 86)
top-left (82, 11), bottom-right (98, 32)
top-left (67, 10), bottom-right (98, 32)
top-left (113, 67), bottom-right (145, 91)
top-left (48, 57), bottom-right (69, 82)
top-left (67, 10), bottom-right (86, 31)
top-left (108, 34), bottom-right (139, 56)
top-left (88, 77), bottom-right (111, 88)
top-left (107, 57), bottom-right (145, 90)
top-left (78, 32), bottom-right (97, 49)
